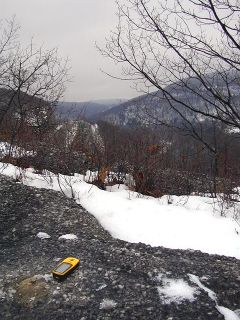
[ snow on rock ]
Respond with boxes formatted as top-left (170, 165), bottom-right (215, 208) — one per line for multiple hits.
top-left (1, 162), bottom-right (240, 259)
top-left (99, 298), bottom-right (117, 310)
top-left (36, 232), bottom-right (51, 239)
top-left (58, 234), bottom-right (78, 240)
top-left (189, 274), bottom-right (240, 320)
top-left (157, 275), bottom-right (198, 304)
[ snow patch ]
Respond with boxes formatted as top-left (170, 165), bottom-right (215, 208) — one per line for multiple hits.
top-left (157, 276), bottom-right (198, 304)
top-left (1, 162), bottom-right (240, 259)
top-left (36, 232), bottom-right (51, 239)
top-left (217, 306), bottom-right (240, 320)
top-left (58, 234), bottom-right (78, 240)
top-left (99, 298), bottom-right (117, 310)
top-left (0, 141), bottom-right (34, 158)
top-left (189, 274), bottom-right (240, 320)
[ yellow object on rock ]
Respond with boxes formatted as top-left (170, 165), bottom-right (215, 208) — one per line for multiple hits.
top-left (52, 257), bottom-right (80, 279)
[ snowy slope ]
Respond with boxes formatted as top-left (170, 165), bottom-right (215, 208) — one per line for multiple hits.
top-left (1, 162), bottom-right (240, 259)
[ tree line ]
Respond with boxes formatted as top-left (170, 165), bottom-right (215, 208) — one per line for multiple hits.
top-left (0, 2), bottom-right (240, 203)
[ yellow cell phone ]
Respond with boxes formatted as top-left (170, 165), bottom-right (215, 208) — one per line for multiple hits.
top-left (52, 257), bottom-right (80, 279)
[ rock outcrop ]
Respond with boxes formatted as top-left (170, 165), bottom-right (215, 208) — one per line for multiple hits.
top-left (0, 175), bottom-right (240, 319)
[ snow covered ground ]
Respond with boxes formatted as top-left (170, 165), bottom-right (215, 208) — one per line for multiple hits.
top-left (1, 162), bottom-right (240, 260)
top-left (0, 142), bottom-right (34, 158)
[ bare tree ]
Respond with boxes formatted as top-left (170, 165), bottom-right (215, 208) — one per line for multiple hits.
top-left (0, 17), bottom-right (69, 156)
top-left (102, 0), bottom-right (240, 133)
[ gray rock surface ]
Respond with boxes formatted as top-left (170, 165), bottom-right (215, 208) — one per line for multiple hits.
top-left (0, 174), bottom-right (240, 320)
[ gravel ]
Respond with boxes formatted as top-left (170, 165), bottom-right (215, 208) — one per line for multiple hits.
top-left (0, 174), bottom-right (240, 320)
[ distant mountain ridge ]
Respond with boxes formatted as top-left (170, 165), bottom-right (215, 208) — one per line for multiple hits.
top-left (56, 99), bottom-right (127, 121)
top-left (56, 72), bottom-right (240, 127)
top-left (95, 72), bottom-right (240, 127)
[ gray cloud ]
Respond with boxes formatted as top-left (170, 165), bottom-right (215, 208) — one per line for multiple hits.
top-left (1, 0), bottom-right (137, 101)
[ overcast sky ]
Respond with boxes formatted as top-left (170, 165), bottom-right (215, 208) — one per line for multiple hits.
top-left (1, 0), bottom-right (137, 102)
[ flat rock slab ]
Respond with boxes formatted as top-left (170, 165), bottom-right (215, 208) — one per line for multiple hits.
top-left (0, 174), bottom-right (240, 320)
